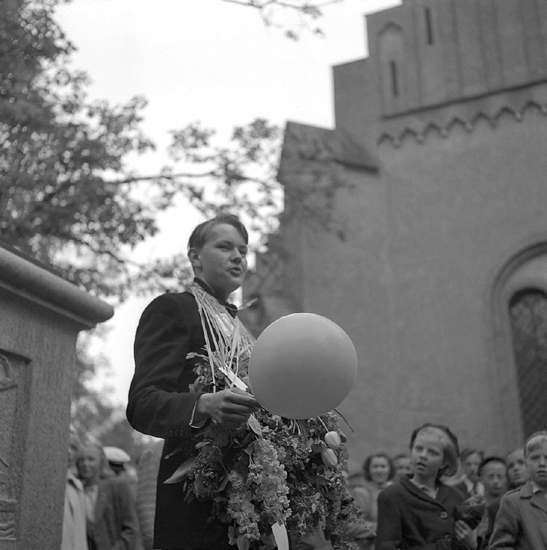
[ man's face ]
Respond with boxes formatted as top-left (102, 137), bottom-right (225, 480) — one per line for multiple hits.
top-left (480, 461), bottom-right (507, 499)
top-left (77, 445), bottom-right (103, 485)
top-left (394, 457), bottom-right (412, 477)
top-left (526, 441), bottom-right (547, 489)
top-left (507, 449), bottom-right (528, 487)
top-left (190, 223), bottom-right (248, 300)
top-left (463, 452), bottom-right (482, 483)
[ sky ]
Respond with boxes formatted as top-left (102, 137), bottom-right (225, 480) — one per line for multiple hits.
top-left (54, 0), bottom-right (401, 408)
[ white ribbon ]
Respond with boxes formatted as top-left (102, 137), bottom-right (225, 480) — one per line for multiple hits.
top-left (271, 522), bottom-right (289, 550)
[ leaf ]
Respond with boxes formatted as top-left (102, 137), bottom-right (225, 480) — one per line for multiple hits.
top-left (244, 441), bottom-right (256, 456)
top-left (163, 458), bottom-right (196, 484)
top-left (333, 408), bottom-right (355, 433)
top-left (218, 473), bottom-right (230, 492)
top-left (247, 414), bottom-right (262, 436)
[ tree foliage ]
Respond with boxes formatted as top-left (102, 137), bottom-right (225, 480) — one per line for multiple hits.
top-left (1, 0), bottom-right (287, 303)
top-left (0, 0), bottom-right (316, 447)
top-left (1, 0), bottom-right (162, 298)
top-left (221, 0), bottom-right (342, 39)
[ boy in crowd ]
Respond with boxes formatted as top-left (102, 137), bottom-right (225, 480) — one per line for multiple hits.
top-left (476, 456), bottom-right (507, 548)
top-left (479, 456), bottom-right (508, 505)
top-left (505, 447), bottom-right (529, 490)
top-left (489, 432), bottom-right (547, 549)
top-left (392, 453), bottom-right (412, 482)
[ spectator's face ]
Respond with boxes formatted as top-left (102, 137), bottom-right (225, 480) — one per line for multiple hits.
top-left (189, 223), bottom-right (248, 300)
top-left (506, 449), bottom-right (528, 487)
top-left (526, 441), bottom-right (547, 489)
top-left (77, 445), bottom-right (103, 485)
top-left (410, 431), bottom-right (445, 481)
top-left (369, 456), bottom-right (390, 485)
top-left (480, 462), bottom-right (507, 499)
top-left (394, 457), bottom-right (412, 477)
top-left (462, 452), bottom-right (482, 483)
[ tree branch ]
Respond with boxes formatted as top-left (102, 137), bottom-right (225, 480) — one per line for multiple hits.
top-left (109, 171), bottom-right (215, 185)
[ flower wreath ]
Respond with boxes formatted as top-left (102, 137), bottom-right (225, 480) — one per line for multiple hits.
top-left (166, 283), bottom-right (365, 550)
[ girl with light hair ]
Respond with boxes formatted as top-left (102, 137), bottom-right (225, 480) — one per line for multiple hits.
top-left (375, 423), bottom-right (478, 550)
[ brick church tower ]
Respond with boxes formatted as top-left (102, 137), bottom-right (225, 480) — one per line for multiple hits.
top-left (241, 0), bottom-right (547, 468)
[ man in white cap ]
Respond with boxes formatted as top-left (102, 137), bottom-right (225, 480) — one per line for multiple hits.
top-left (104, 446), bottom-right (131, 476)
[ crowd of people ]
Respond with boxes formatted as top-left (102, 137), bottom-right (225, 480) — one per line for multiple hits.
top-left (62, 423), bottom-right (547, 550)
top-left (63, 213), bottom-right (547, 550)
top-left (62, 428), bottom-right (144, 550)
top-left (347, 430), bottom-right (547, 550)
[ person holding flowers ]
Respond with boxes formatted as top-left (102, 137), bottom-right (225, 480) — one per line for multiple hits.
top-left (127, 213), bottom-right (366, 550)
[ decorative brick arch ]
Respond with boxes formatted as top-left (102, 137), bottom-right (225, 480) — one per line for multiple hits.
top-left (489, 241), bottom-right (547, 447)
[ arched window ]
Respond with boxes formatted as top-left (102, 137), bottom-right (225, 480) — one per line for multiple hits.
top-left (509, 288), bottom-right (547, 438)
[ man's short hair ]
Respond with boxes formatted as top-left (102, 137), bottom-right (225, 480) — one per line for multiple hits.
top-left (459, 447), bottom-right (484, 462)
top-left (188, 213), bottom-right (248, 251)
top-left (479, 456), bottom-right (507, 476)
top-left (525, 431), bottom-right (547, 458)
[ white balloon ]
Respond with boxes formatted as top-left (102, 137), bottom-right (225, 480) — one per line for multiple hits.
top-left (248, 313), bottom-right (358, 419)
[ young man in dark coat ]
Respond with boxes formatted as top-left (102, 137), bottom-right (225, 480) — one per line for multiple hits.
top-left (126, 213), bottom-right (259, 550)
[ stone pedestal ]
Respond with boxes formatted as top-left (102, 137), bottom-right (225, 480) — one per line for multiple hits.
top-left (0, 244), bottom-right (114, 549)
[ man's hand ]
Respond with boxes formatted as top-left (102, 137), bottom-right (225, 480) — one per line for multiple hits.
top-left (194, 388), bottom-right (259, 428)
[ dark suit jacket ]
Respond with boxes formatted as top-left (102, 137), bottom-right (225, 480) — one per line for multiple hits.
top-left (127, 283), bottom-right (234, 549)
top-left (88, 476), bottom-right (142, 550)
top-left (376, 476), bottom-right (467, 550)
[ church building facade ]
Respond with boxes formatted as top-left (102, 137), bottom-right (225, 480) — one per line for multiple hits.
top-left (241, 0), bottom-right (547, 468)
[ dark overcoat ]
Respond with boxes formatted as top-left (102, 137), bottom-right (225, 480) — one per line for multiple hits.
top-left (376, 476), bottom-right (467, 550)
top-left (88, 476), bottom-right (143, 550)
top-left (127, 282), bottom-right (234, 550)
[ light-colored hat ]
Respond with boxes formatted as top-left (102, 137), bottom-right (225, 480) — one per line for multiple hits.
top-left (104, 446), bottom-right (131, 464)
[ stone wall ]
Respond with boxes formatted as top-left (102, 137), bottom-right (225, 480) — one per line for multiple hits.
top-left (0, 244), bottom-right (113, 549)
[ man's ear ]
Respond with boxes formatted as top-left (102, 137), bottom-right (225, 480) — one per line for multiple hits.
top-left (188, 248), bottom-right (201, 269)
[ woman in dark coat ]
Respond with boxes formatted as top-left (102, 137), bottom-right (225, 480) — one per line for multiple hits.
top-left (376, 423), bottom-right (478, 550)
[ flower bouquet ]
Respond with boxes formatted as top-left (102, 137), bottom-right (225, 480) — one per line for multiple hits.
top-left (453, 494), bottom-right (485, 529)
top-left (167, 349), bottom-right (366, 550)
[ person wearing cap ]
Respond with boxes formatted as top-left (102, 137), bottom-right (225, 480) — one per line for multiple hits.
top-left (77, 441), bottom-right (143, 550)
top-left (104, 446), bottom-right (131, 476)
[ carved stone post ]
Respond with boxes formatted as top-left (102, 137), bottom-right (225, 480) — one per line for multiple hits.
top-left (0, 244), bottom-right (114, 549)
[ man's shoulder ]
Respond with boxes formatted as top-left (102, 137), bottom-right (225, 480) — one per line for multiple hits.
top-left (142, 291), bottom-right (196, 315)
top-left (503, 481), bottom-right (533, 501)
top-left (150, 290), bottom-right (194, 305)
top-left (101, 474), bottom-right (135, 494)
